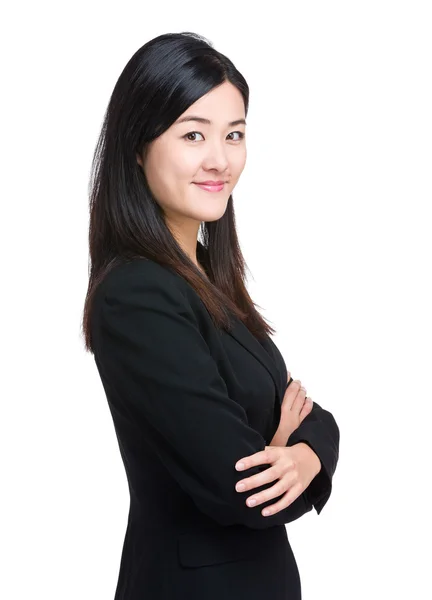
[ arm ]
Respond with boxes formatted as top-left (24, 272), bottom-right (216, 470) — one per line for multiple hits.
top-left (269, 382), bottom-right (301, 447)
top-left (284, 379), bottom-right (340, 514)
top-left (95, 263), bottom-right (314, 530)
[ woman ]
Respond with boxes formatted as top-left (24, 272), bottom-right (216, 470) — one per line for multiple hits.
top-left (82, 31), bottom-right (340, 600)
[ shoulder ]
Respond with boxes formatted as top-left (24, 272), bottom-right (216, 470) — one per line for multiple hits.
top-left (100, 258), bottom-right (182, 291)
top-left (96, 258), bottom-right (197, 314)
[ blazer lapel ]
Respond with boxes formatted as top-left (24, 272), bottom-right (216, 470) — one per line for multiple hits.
top-left (197, 240), bottom-right (283, 416)
top-left (226, 315), bottom-right (283, 410)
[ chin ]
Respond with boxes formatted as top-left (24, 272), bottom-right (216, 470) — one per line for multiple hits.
top-left (193, 208), bottom-right (227, 222)
top-left (201, 201), bottom-right (230, 220)
top-left (187, 196), bottom-right (229, 220)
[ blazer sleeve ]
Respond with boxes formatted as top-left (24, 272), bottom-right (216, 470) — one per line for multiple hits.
top-left (285, 378), bottom-right (340, 514)
top-left (95, 268), bottom-right (314, 530)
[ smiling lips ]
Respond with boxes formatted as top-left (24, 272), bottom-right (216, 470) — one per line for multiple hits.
top-left (193, 181), bottom-right (226, 192)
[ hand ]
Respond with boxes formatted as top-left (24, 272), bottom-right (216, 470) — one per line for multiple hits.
top-left (234, 443), bottom-right (322, 517)
top-left (269, 373), bottom-right (313, 446)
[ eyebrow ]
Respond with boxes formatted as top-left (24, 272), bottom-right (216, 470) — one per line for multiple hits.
top-left (175, 115), bottom-right (247, 127)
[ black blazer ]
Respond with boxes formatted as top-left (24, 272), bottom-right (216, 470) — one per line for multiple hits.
top-left (91, 257), bottom-right (340, 600)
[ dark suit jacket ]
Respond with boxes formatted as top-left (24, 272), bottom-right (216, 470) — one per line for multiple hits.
top-left (91, 257), bottom-right (340, 600)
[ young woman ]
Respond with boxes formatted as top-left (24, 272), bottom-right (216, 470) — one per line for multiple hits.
top-left (82, 31), bottom-right (340, 600)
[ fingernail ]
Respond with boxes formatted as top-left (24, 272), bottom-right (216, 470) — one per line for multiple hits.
top-left (247, 498), bottom-right (256, 506)
top-left (236, 462), bottom-right (245, 471)
top-left (236, 483), bottom-right (245, 491)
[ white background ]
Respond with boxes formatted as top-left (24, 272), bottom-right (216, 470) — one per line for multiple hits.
top-left (2, 1), bottom-right (431, 598)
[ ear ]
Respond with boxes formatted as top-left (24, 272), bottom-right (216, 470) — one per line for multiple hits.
top-left (136, 152), bottom-right (143, 167)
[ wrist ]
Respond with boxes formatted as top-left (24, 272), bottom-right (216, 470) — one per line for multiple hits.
top-left (292, 442), bottom-right (322, 477)
top-left (278, 409), bottom-right (297, 441)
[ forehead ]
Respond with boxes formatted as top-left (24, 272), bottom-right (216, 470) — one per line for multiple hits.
top-left (174, 83), bottom-right (246, 127)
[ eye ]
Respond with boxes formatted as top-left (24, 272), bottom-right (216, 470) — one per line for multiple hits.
top-left (182, 131), bottom-right (245, 142)
top-left (183, 131), bottom-right (204, 142)
top-left (227, 131), bottom-right (245, 141)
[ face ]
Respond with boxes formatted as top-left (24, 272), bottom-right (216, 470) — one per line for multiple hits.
top-left (137, 81), bottom-right (247, 226)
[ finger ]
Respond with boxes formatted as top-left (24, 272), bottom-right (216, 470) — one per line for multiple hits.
top-left (292, 385), bottom-right (307, 414)
top-left (299, 397), bottom-right (313, 421)
top-left (262, 482), bottom-right (304, 517)
top-left (246, 480), bottom-right (288, 506)
top-left (235, 464), bottom-right (281, 494)
top-left (282, 379), bottom-right (301, 410)
top-left (236, 449), bottom-right (297, 493)
top-left (235, 447), bottom-right (277, 471)
top-left (244, 470), bottom-right (299, 507)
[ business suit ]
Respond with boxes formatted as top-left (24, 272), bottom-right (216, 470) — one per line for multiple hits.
top-left (91, 256), bottom-right (340, 600)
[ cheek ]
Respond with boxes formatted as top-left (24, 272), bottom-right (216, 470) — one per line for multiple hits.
top-left (176, 153), bottom-right (201, 181)
top-left (160, 146), bottom-right (198, 184)
top-left (174, 160), bottom-right (198, 182)
top-left (231, 150), bottom-right (247, 177)
top-left (146, 149), bottom-right (192, 195)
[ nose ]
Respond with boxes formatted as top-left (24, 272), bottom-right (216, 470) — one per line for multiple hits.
top-left (201, 140), bottom-right (230, 173)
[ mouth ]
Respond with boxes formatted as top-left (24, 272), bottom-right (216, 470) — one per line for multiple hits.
top-left (193, 182), bottom-right (225, 192)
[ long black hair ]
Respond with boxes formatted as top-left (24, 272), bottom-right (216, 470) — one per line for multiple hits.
top-left (82, 31), bottom-right (276, 353)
